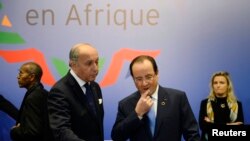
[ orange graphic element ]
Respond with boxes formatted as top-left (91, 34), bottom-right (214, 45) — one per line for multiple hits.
top-left (0, 48), bottom-right (56, 86)
top-left (1, 15), bottom-right (12, 27)
top-left (99, 48), bottom-right (160, 87)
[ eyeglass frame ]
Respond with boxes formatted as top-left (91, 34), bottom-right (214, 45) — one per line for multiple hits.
top-left (133, 74), bottom-right (156, 84)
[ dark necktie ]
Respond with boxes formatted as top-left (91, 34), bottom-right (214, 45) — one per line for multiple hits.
top-left (84, 83), bottom-right (97, 116)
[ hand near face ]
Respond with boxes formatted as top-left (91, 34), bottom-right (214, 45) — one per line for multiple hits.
top-left (135, 90), bottom-right (153, 117)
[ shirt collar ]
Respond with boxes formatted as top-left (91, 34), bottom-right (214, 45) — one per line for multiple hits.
top-left (70, 69), bottom-right (87, 87)
top-left (151, 85), bottom-right (159, 100)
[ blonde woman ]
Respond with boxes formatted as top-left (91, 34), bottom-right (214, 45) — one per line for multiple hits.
top-left (198, 71), bottom-right (244, 141)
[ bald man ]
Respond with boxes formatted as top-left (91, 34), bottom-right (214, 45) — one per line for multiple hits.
top-left (10, 62), bottom-right (53, 141)
top-left (48, 43), bottom-right (104, 141)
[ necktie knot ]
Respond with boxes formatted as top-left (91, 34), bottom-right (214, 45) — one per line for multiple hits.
top-left (84, 83), bottom-right (90, 90)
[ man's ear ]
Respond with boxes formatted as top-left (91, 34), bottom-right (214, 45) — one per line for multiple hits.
top-left (29, 73), bottom-right (36, 81)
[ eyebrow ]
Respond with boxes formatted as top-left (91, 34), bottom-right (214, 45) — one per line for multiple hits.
top-left (135, 74), bottom-right (154, 78)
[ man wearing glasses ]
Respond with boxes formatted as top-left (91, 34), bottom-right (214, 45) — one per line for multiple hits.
top-left (111, 55), bottom-right (200, 141)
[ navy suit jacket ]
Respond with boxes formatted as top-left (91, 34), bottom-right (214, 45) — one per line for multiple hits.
top-left (48, 72), bottom-right (104, 141)
top-left (111, 85), bottom-right (200, 141)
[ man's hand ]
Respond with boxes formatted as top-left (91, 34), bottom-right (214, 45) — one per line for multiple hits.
top-left (135, 90), bottom-right (153, 117)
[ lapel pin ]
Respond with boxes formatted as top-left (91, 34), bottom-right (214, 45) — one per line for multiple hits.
top-left (161, 98), bottom-right (167, 105)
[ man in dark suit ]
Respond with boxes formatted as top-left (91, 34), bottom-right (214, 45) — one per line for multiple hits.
top-left (48, 43), bottom-right (104, 141)
top-left (0, 94), bottom-right (18, 120)
top-left (10, 62), bottom-right (53, 141)
top-left (111, 55), bottom-right (200, 141)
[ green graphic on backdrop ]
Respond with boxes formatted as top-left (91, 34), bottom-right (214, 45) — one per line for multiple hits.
top-left (0, 32), bottom-right (25, 44)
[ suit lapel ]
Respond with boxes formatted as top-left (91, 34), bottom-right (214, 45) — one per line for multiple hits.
top-left (154, 86), bottom-right (168, 137)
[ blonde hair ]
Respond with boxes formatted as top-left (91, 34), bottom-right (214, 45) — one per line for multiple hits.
top-left (206, 71), bottom-right (239, 123)
top-left (207, 71), bottom-right (237, 102)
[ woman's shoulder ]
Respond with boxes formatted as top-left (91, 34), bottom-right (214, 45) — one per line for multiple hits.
top-left (236, 100), bottom-right (243, 106)
top-left (201, 98), bottom-right (209, 104)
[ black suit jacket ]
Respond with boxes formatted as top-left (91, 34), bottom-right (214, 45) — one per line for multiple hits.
top-left (48, 72), bottom-right (104, 141)
top-left (10, 83), bottom-right (53, 141)
top-left (111, 85), bottom-right (200, 141)
top-left (0, 94), bottom-right (18, 120)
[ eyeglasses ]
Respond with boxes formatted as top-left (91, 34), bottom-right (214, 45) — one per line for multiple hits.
top-left (134, 74), bottom-right (155, 83)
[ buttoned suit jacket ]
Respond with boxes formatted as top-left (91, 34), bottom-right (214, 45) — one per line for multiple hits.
top-left (48, 71), bottom-right (104, 141)
top-left (111, 85), bottom-right (200, 141)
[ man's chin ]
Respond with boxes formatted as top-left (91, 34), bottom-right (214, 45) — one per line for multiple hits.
top-left (140, 89), bottom-right (150, 96)
top-left (89, 77), bottom-right (96, 82)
